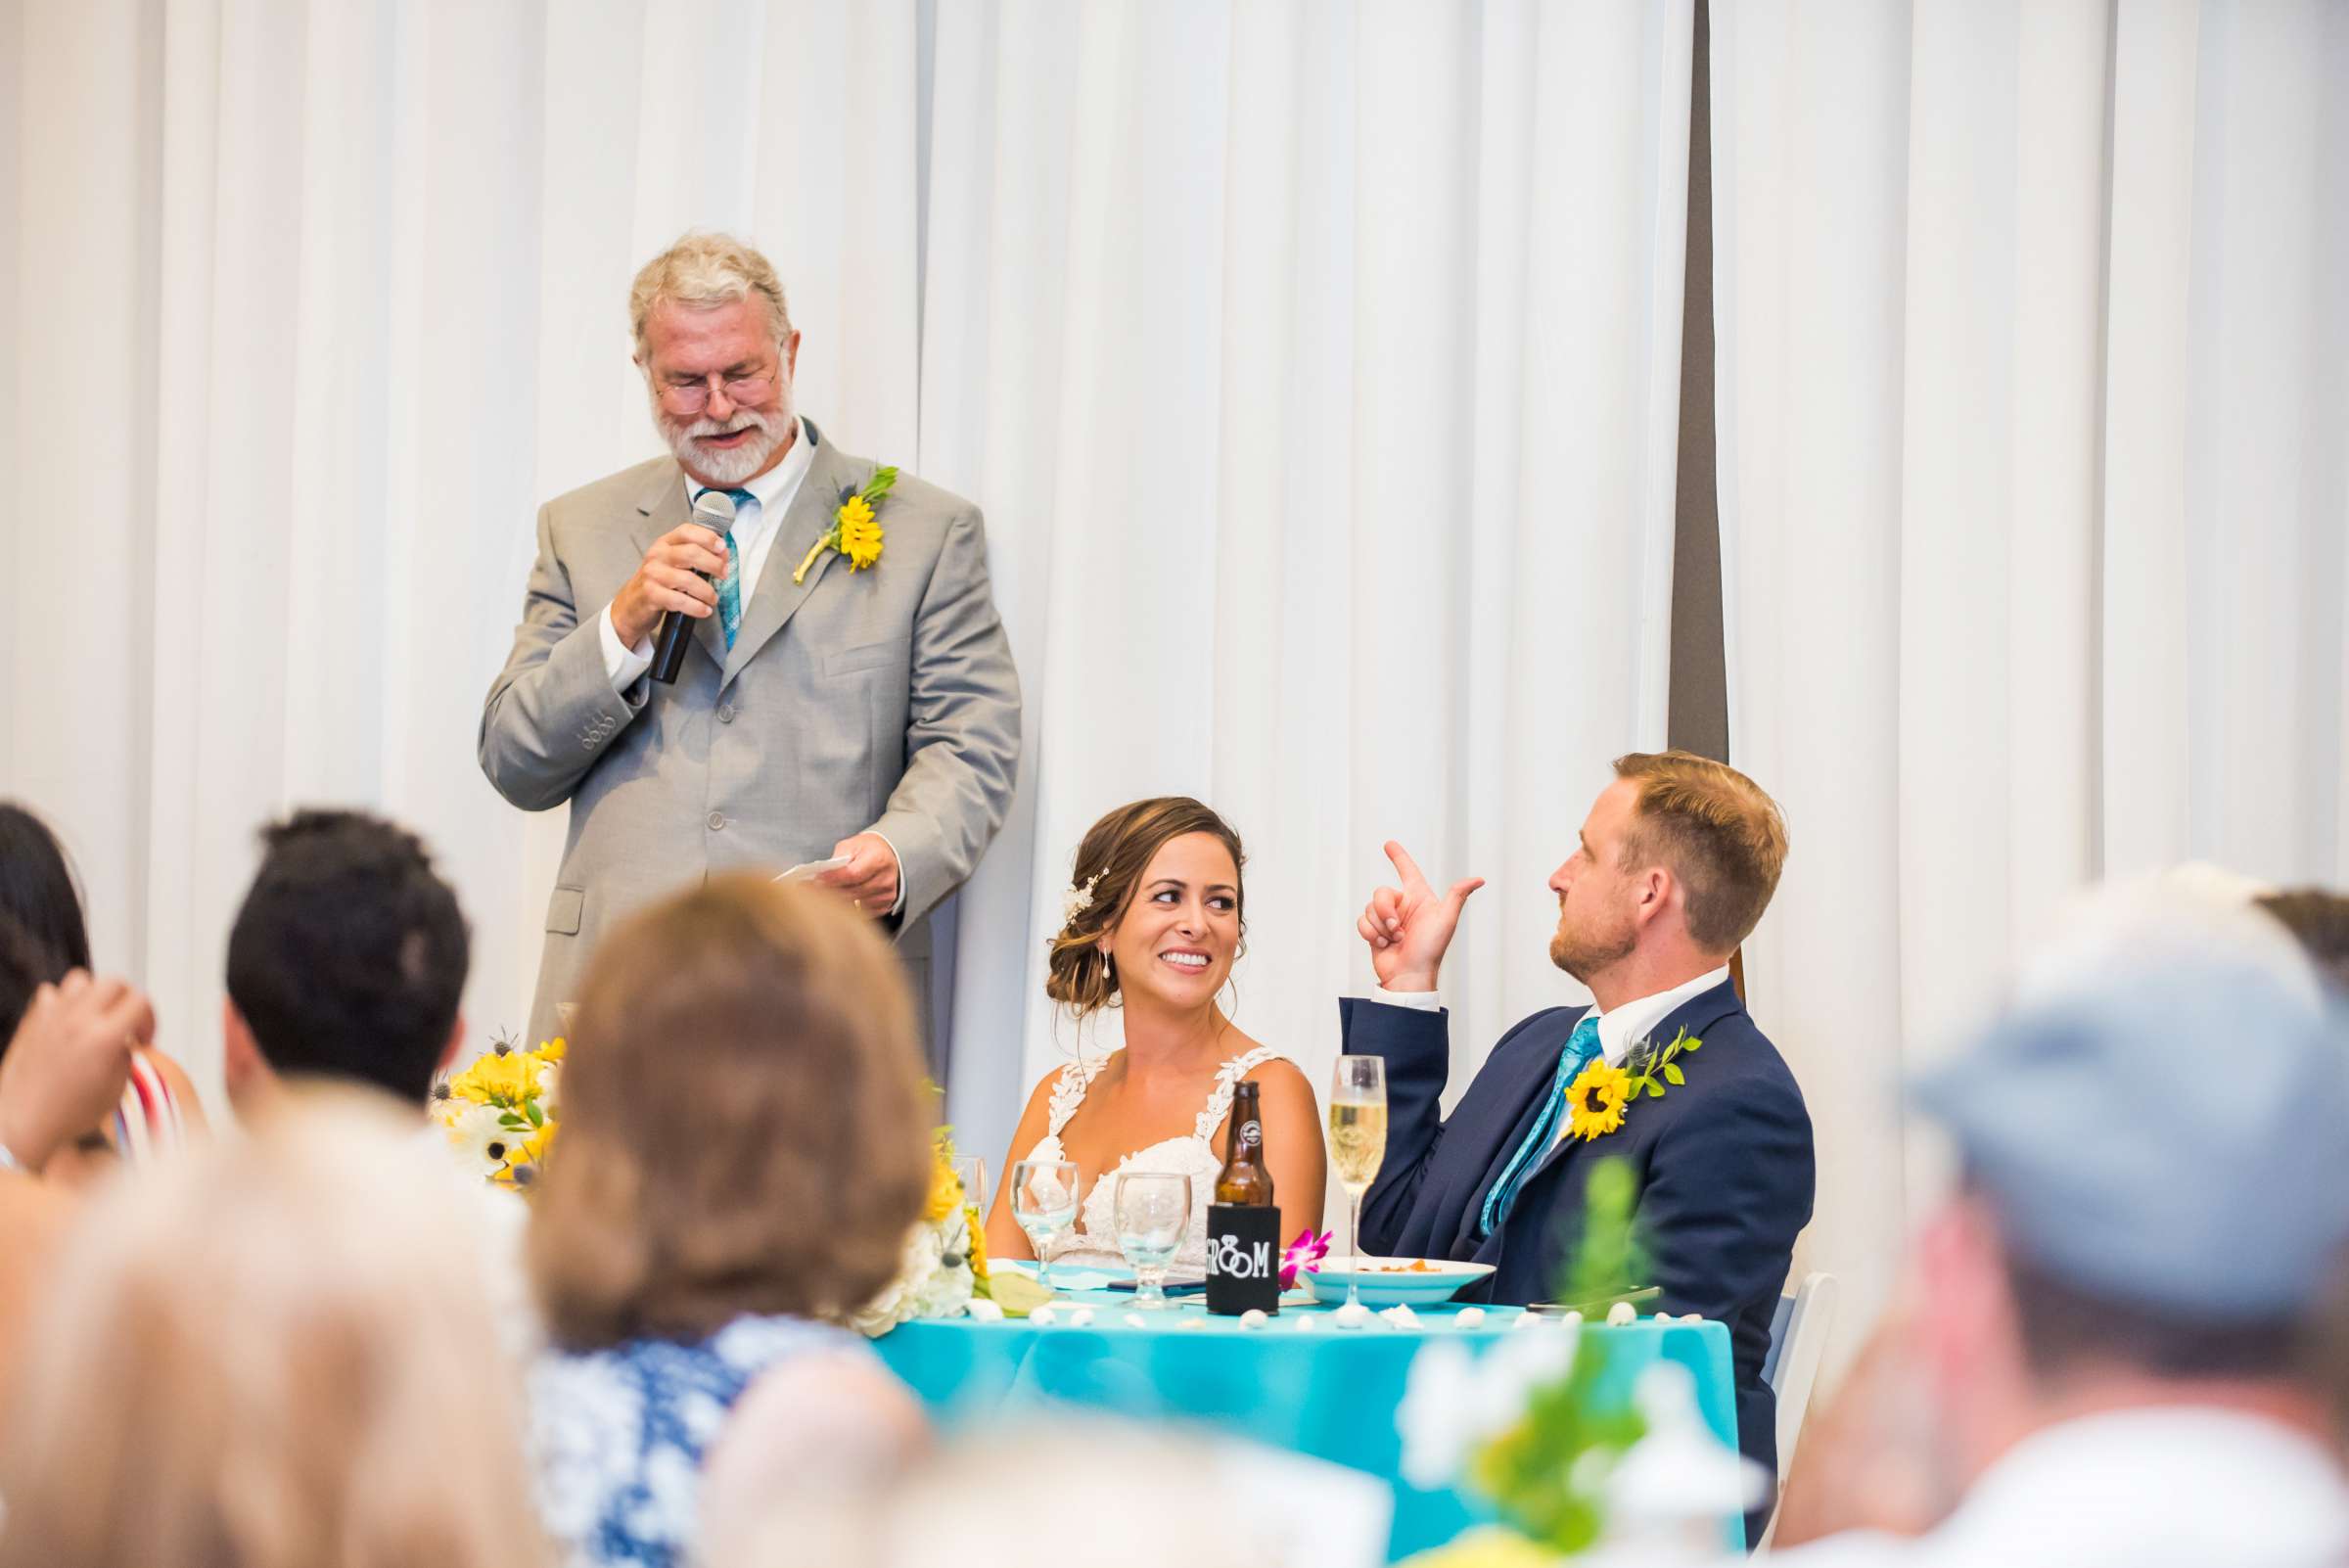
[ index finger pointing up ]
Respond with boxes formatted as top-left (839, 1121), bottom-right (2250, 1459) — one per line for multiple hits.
top-left (1382, 840), bottom-right (1429, 891)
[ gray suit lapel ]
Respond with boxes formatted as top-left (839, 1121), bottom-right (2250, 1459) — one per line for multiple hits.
top-left (629, 463), bottom-right (727, 675)
top-left (723, 424), bottom-right (855, 688)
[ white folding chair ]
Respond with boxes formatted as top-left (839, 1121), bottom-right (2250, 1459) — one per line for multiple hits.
top-left (1756, 1271), bottom-right (1838, 1551)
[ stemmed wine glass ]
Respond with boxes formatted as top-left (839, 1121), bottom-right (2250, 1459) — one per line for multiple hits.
top-left (1327, 1055), bottom-right (1389, 1310)
top-left (950, 1154), bottom-right (990, 1218)
top-left (1114, 1172), bottom-right (1192, 1308)
top-left (1010, 1158), bottom-right (1080, 1293)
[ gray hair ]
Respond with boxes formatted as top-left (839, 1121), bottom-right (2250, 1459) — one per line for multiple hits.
top-left (629, 231), bottom-right (794, 356)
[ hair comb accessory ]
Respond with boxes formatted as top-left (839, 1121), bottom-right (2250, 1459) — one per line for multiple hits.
top-left (1061, 872), bottom-right (1101, 930)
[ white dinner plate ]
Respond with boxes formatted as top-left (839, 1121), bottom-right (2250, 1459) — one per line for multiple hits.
top-left (1302, 1257), bottom-right (1496, 1308)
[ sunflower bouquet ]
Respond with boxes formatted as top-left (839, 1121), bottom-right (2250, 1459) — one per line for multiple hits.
top-left (846, 1127), bottom-right (999, 1337)
top-left (430, 1034), bottom-right (564, 1192)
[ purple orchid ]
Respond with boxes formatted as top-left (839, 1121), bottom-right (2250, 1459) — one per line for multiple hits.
top-left (1279, 1228), bottom-right (1333, 1289)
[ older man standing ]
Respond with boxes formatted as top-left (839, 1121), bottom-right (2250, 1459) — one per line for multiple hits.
top-left (482, 233), bottom-right (1019, 1052)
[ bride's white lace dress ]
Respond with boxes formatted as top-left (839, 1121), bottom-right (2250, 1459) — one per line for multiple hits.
top-left (1021, 1042), bottom-right (1285, 1273)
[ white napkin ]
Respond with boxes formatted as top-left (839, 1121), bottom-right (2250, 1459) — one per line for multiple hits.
top-left (771, 855), bottom-right (850, 884)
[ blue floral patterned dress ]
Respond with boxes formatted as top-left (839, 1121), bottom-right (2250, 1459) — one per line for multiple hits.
top-left (530, 1313), bottom-right (861, 1568)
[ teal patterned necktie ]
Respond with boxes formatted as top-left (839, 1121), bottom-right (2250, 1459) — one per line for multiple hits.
top-left (1477, 1012), bottom-right (1603, 1239)
top-left (699, 487), bottom-right (755, 650)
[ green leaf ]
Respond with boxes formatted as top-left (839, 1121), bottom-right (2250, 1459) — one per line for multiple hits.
top-left (1663, 1062), bottom-right (1684, 1085)
top-left (497, 1113), bottom-right (526, 1129)
top-left (1644, 1081), bottom-right (1664, 1098)
top-left (526, 1100), bottom-right (545, 1128)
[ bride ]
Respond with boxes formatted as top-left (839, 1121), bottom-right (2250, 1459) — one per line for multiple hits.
top-left (986, 798), bottom-right (1325, 1273)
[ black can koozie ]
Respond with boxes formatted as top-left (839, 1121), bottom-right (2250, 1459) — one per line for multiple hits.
top-left (1205, 1203), bottom-right (1282, 1315)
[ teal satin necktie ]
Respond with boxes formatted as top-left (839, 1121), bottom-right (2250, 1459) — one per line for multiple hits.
top-left (696, 487), bottom-right (755, 650)
top-left (1477, 1012), bottom-right (1602, 1239)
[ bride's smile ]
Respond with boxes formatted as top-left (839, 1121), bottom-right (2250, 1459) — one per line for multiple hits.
top-left (1096, 834), bottom-right (1242, 1009)
top-left (988, 798), bottom-right (1328, 1272)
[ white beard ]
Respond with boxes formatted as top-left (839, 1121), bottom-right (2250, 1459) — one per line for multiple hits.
top-left (657, 402), bottom-right (789, 485)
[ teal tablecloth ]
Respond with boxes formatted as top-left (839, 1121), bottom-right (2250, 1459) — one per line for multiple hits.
top-left (872, 1284), bottom-right (1742, 1561)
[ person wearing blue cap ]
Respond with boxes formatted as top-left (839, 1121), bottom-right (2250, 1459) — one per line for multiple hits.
top-left (1766, 891), bottom-right (2349, 1567)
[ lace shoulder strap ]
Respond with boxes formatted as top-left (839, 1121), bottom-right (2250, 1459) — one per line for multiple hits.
top-left (1044, 1054), bottom-right (1109, 1139)
top-left (1194, 1044), bottom-right (1286, 1143)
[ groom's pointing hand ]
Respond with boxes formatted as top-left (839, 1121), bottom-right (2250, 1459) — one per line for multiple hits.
top-left (1357, 840), bottom-right (1484, 992)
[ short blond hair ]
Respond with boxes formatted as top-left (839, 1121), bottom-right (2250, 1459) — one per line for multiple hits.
top-left (1613, 750), bottom-right (1789, 951)
top-left (529, 876), bottom-right (932, 1347)
top-left (0, 1090), bottom-right (542, 1568)
top-left (629, 230), bottom-right (794, 355)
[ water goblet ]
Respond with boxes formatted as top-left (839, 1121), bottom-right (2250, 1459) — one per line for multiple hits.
top-left (1114, 1171), bottom-right (1192, 1308)
top-left (1328, 1055), bottom-right (1389, 1311)
top-left (1010, 1158), bottom-right (1080, 1293)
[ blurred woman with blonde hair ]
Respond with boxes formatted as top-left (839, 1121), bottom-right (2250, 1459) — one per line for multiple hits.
top-left (0, 1090), bottom-right (541, 1568)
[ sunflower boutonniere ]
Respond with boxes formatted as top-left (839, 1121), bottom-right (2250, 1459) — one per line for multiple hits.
top-left (794, 464), bottom-right (898, 584)
top-left (1562, 1028), bottom-right (1704, 1143)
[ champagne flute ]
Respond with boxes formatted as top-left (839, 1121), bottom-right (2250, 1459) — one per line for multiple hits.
top-left (1011, 1158), bottom-right (1080, 1293)
top-left (1114, 1172), bottom-right (1192, 1308)
top-left (950, 1154), bottom-right (990, 1218)
top-left (1327, 1055), bottom-right (1389, 1311)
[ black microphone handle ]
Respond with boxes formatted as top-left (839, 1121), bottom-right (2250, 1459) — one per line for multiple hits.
top-left (648, 603), bottom-right (694, 684)
top-left (644, 504), bottom-right (733, 687)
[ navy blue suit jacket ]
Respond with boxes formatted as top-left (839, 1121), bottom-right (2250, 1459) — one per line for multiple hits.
top-left (1343, 980), bottom-right (1814, 1513)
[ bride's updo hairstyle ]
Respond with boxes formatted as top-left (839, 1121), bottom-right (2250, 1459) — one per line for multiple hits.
top-left (1045, 797), bottom-right (1246, 1018)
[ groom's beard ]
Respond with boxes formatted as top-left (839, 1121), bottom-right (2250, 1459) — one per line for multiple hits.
top-left (656, 399), bottom-right (789, 485)
top-left (1550, 908), bottom-right (1636, 984)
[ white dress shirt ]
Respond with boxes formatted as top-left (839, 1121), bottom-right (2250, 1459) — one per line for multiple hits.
top-left (1756, 1407), bottom-right (2349, 1568)
top-left (597, 419), bottom-right (817, 688)
top-left (1370, 965), bottom-right (1730, 1150)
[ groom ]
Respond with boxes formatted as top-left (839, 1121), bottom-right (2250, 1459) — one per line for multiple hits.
top-left (1344, 750), bottom-right (1813, 1531)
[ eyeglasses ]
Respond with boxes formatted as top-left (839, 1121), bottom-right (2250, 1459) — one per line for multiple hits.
top-left (656, 371), bottom-right (775, 414)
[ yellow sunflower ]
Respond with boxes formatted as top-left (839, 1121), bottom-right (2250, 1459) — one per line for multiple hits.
top-left (963, 1200), bottom-right (990, 1283)
top-left (490, 1122), bottom-right (556, 1189)
top-left (836, 494), bottom-right (885, 570)
top-left (1564, 1059), bottom-right (1630, 1141)
top-left (448, 1047), bottom-right (542, 1109)
top-left (1397, 1526), bottom-right (1562, 1568)
top-left (924, 1152), bottom-right (964, 1222)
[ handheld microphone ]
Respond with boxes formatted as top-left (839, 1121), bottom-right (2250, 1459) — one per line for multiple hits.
top-left (650, 489), bottom-right (739, 685)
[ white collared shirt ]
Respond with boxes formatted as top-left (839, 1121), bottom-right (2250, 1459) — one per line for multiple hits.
top-left (1370, 964), bottom-right (1729, 1150)
top-left (597, 417), bottom-right (817, 688)
top-left (1760, 1407), bottom-right (2349, 1568)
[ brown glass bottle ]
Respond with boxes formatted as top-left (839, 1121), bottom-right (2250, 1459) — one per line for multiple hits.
top-left (1207, 1081), bottom-right (1282, 1314)
top-left (1215, 1081), bottom-right (1275, 1206)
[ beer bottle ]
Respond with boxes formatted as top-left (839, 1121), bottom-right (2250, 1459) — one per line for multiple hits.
top-left (1216, 1081), bottom-right (1276, 1206)
top-left (1206, 1080), bottom-right (1281, 1314)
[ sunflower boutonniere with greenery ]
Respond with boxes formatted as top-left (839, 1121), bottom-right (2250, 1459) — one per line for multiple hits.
top-left (1561, 1029), bottom-right (1703, 1144)
top-left (795, 464), bottom-right (898, 583)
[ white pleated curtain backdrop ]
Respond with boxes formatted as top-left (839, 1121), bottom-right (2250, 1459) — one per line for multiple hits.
top-left (1712, 0), bottom-right (2349, 1364)
top-left (921, 0), bottom-right (1697, 1166)
top-left (6, 0), bottom-right (1697, 1190)
top-left (5, 0), bottom-right (924, 1092)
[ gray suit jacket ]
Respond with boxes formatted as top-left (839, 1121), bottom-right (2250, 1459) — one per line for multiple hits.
top-left (479, 422), bottom-right (1020, 1046)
